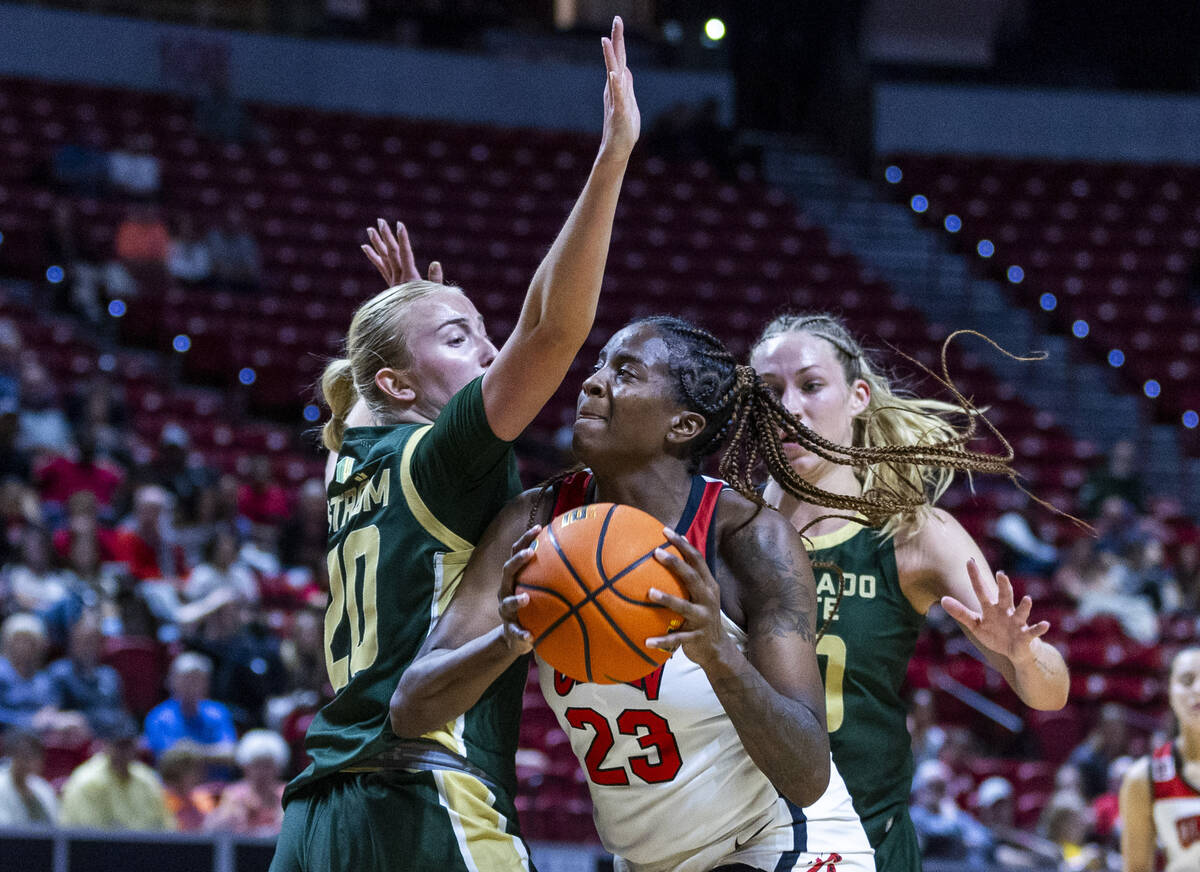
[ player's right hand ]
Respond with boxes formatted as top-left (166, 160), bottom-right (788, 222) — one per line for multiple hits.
top-left (598, 16), bottom-right (640, 163)
top-left (498, 525), bottom-right (540, 655)
top-left (361, 218), bottom-right (444, 287)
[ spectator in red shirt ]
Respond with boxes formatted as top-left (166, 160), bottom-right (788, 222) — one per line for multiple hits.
top-left (111, 485), bottom-right (187, 582)
top-left (114, 205), bottom-right (169, 265)
top-left (35, 429), bottom-right (124, 510)
top-left (236, 457), bottom-right (289, 525)
top-left (51, 491), bottom-right (119, 565)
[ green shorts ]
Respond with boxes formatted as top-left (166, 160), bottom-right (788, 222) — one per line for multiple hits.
top-left (867, 806), bottom-right (920, 872)
top-left (270, 770), bottom-right (534, 872)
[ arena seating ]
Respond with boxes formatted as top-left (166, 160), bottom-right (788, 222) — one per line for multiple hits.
top-left (886, 152), bottom-right (1200, 453)
top-left (0, 73), bottom-right (1188, 842)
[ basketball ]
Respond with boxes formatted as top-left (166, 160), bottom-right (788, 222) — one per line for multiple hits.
top-left (515, 503), bottom-right (688, 684)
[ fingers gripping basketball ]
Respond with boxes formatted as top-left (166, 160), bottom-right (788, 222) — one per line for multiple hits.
top-left (515, 503), bottom-right (688, 684)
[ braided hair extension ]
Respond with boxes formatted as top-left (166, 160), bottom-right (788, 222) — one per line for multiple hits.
top-left (811, 560), bottom-right (846, 642)
top-left (527, 463), bottom-right (586, 529)
top-left (527, 316), bottom-right (1033, 535)
top-left (633, 316), bottom-right (955, 526)
top-left (749, 313), bottom-right (1061, 537)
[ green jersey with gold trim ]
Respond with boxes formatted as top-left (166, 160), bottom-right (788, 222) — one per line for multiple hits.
top-left (807, 523), bottom-right (924, 847)
top-left (284, 376), bottom-right (525, 805)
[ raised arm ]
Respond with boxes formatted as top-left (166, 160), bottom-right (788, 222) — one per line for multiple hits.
top-left (480, 16), bottom-right (639, 440)
top-left (389, 494), bottom-right (540, 738)
top-left (646, 509), bottom-right (831, 807)
top-left (906, 510), bottom-right (1070, 711)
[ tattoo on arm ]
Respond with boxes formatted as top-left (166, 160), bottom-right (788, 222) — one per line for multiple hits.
top-left (725, 520), bottom-right (817, 643)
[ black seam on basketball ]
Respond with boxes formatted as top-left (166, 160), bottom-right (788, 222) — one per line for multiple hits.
top-left (545, 525), bottom-right (594, 681)
top-left (535, 519), bottom-right (661, 673)
top-left (595, 504), bottom-right (617, 582)
top-left (536, 529), bottom-right (596, 643)
top-left (520, 580), bottom-right (593, 679)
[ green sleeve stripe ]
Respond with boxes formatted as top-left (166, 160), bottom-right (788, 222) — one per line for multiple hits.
top-left (400, 426), bottom-right (474, 553)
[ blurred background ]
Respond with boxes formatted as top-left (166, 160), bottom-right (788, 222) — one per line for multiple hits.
top-left (0, 1), bottom-right (1198, 870)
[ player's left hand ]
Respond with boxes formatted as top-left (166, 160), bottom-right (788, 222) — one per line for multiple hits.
top-left (646, 527), bottom-right (733, 668)
top-left (361, 218), bottom-right (444, 287)
top-left (941, 558), bottom-right (1050, 665)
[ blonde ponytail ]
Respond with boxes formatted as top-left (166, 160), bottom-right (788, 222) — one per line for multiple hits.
top-left (320, 358), bottom-right (357, 452)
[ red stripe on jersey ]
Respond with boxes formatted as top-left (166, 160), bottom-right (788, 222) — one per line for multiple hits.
top-left (1152, 741), bottom-right (1200, 800)
top-left (552, 471), bottom-right (593, 518)
top-left (685, 480), bottom-right (724, 555)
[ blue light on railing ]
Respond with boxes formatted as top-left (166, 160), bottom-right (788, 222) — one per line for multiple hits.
top-left (1144, 380), bottom-right (1161, 398)
top-left (303, 404), bottom-right (321, 422)
top-left (46, 265), bottom-right (64, 284)
top-left (1107, 349), bottom-right (1125, 367)
top-left (977, 239), bottom-right (995, 258)
top-left (1072, 320), bottom-right (1089, 338)
top-left (172, 335), bottom-right (191, 353)
top-left (1039, 293), bottom-right (1057, 311)
top-left (239, 367), bottom-right (257, 385)
top-left (108, 300), bottom-right (126, 318)
top-left (885, 165), bottom-right (903, 184)
top-left (1006, 265), bottom-right (1024, 283)
top-left (910, 195), bottom-right (929, 213)
top-left (943, 214), bottom-right (961, 233)
top-left (1184, 410), bottom-right (1199, 429)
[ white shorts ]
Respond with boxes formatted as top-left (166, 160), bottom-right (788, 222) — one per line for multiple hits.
top-left (612, 798), bottom-right (876, 872)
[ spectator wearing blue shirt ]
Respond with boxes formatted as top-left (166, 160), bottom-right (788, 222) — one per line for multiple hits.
top-left (0, 613), bottom-right (60, 730)
top-left (144, 652), bottom-right (236, 778)
top-left (46, 613), bottom-right (129, 738)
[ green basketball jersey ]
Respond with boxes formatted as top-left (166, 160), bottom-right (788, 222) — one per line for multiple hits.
top-left (807, 523), bottom-right (924, 847)
top-left (284, 376), bottom-right (526, 806)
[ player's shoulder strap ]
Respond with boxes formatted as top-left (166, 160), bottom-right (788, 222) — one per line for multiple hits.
top-left (683, 475), bottom-right (724, 560)
top-left (1150, 739), bottom-right (1196, 800)
top-left (551, 470), bottom-right (594, 516)
top-left (399, 425), bottom-right (472, 553)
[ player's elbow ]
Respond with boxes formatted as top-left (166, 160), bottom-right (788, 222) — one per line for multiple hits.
top-left (1023, 669), bottom-right (1070, 712)
top-left (388, 684), bottom-right (427, 739)
top-left (784, 753), bottom-right (830, 808)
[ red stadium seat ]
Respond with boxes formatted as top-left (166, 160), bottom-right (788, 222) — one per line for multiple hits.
top-left (101, 636), bottom-right (167, 719)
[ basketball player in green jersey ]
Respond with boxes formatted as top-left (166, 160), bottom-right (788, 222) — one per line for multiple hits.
top-left (269, 18), bottom-right (640, 872)
top-left (749, 314), bottom-right (1070, 872)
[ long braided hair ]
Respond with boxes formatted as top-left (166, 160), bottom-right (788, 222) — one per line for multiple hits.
top-left (532, 316), bottom-right (1017, 529)
top-left (750, 313), bottom-right (1033, 539)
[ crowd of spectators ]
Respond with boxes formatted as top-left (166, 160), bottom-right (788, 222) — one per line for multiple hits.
top-left (905, 439), bottom-right (1200, 871)
top-left (0, 305), bottom-right (325, 837)
top-left (4, 185), bottom-right (1200, 866)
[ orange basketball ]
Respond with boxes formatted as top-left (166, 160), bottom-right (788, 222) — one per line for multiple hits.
top-left (515, 503), bottom-right (688, 684)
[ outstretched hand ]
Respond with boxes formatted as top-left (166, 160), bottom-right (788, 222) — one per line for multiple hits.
top-left (497, 526), bottom-right (540, 656)
top-left (941, 558), bottom-right (1051, 665)
top-left (361, 218), bottom-right (444, 287)
top-left (598, 16), bottom-right (640, 162)
top-left (646, 527), bottom-right (730, 668)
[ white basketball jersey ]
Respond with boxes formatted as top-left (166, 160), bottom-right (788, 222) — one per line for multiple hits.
top-left (537, 616), bottom-right (872, 871)
top-left (1151, 741), bottom-right (1200, 872)
top-left (538, 471), bottom-right (873, 871)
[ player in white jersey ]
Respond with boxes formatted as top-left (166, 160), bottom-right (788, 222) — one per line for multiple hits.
top-left (540, 470), bottom-right (873, 872)
top-left (391, 316), bottom-right (900, 871)
top-left (1120, 646), bottom-right (1200, 872)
